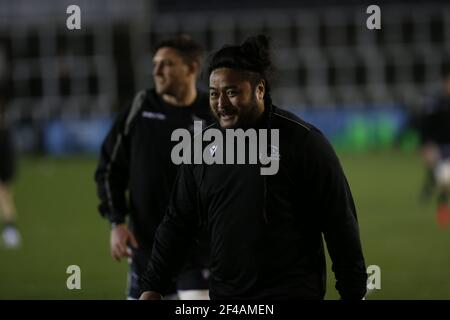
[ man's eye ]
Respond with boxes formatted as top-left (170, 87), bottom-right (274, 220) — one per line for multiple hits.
top-left (226, 90), bottom-right (237, 96)
top-left (160, 61), bottom-right (172, 67)
top-left (210, 92), bottom-right (218, 98)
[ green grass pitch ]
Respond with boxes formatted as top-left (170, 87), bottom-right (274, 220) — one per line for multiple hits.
top-left (1, 150), bottom-right (449, 299)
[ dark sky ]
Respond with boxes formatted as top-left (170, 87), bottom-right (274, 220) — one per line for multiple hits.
top-left (155, 0), bottom-right (440, 12)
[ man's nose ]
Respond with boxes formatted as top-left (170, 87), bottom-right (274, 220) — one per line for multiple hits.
top-left (217, 93), bottom-right (229, 108)
top-left (153, 64), bottom-right (162, 76)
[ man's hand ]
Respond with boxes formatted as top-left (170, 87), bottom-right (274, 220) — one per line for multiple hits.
top-left (110, 223), bottom-right (139, 261)
top-left (139, 291), bottom-right (163, 300)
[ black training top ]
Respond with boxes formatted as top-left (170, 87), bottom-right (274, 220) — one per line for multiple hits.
top-left (94, 88), bottom-right (211, 250)
top-left (140, 105), bottom-right (367, 300)
top-left (419, 93), bottom-right (450, 145)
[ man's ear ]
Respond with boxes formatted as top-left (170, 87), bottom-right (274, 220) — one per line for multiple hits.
top-left (188, 61), bottom-right (200, 76)
top-left (256, 80), bottom-right (266, 101)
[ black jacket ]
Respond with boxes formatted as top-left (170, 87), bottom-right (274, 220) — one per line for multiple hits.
top-left (141, 105), bottom-right (367, 299)
top-left (419, 94), bottom-right (450, 145)
top-left (94, 88), bottom-right (211, 250)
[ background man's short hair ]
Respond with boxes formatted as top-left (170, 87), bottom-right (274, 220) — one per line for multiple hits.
top-left (153, 35), bottom-right (204, 67)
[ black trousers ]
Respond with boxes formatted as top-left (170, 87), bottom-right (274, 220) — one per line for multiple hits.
top-left (0, 129), bottom-right (16, 184)
top-left (126, 247), bottom-right (209, 299)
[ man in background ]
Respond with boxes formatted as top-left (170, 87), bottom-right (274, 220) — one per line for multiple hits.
top-left (95, 35), bottom-right (211, 299)
top-left (0, 46), bottom-right (21, 249)
top-left (416, 67), bottom-right (450, 228)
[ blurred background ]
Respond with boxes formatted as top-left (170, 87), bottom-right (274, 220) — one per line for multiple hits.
top-left (0, 0), bottom-right (449, 299)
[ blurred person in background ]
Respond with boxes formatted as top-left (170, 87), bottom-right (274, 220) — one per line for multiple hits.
top-left (0, 46), bottom-right (21, 249)
top-left (94, 35), bottom-right (211, 299)
top-left (140, 35), bottom-right (367, 300)
top-left (416, 67), bottom-right (450, 228)
top-left (0, 111), bottom-right (20, 249)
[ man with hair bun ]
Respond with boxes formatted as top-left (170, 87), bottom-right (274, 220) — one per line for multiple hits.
top-left (140, 35), bottom-right (367, 300)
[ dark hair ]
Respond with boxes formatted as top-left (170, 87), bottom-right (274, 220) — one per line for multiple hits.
top-left (443, 61), bottom-right (450, 78)
top-left (153, 34), bottom-right (204, 67)
top-left (208, 35), bottom-right (273, 95)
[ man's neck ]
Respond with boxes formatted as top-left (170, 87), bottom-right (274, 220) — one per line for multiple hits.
top-left (162, 85), bottom-right (197, 107)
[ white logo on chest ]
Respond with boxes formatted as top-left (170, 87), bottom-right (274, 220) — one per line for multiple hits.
top-left (142, 111), bottom-right (166, 120)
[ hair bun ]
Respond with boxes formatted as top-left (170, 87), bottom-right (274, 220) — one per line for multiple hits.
top-left (242, 35), bottom-right (269, 52)
top-left (240, 35), bottom-right (271, 71)
top-left (208, 34), bottom-right (273, 90)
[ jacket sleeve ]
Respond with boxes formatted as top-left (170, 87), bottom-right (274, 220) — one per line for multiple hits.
top-left (303, 129), bottom-right (367, 300)
top-left (94, 104), bottom-right (133, 224)
top-left (139, 163), bottom-right (201, 295)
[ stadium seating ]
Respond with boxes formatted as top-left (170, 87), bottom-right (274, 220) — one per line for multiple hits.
top-left (0, 0), bottom-right (448, 133)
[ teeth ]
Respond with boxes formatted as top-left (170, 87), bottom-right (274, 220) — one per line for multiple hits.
top-left (219, 110), bottom-right (235, 117)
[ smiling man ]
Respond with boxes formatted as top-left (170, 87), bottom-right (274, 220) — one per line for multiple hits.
top-left (209, 67), bottom-right (265, 129)
top-left (140, 35), bottom-right (367, 300)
